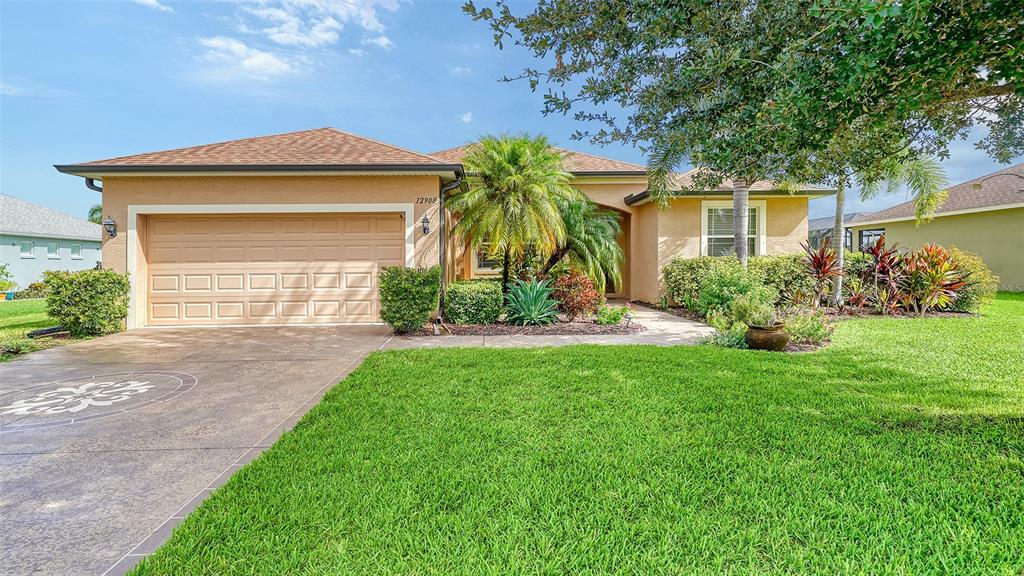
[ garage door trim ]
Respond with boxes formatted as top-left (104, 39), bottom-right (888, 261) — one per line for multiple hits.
top-left (126, 203), bottom-right (415, 329)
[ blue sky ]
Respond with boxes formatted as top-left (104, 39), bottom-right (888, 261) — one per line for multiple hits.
top-left (2, 0), bottom-right (1019, 223)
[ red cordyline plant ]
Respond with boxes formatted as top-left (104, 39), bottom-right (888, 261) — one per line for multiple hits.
top-left (801, 238), bottom-right (843, 308)
top-left (900, 243), bottom-right (970, 316)
top-left (863, 236), bottom-right (905, 315)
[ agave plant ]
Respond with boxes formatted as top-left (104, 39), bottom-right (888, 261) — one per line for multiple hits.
top-left (505, 278), bottom-right (560, 326)
top-left (801, 238), bottom-right (843, 308)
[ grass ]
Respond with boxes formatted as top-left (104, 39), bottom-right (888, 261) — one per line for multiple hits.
top-left (0, 298), bottom-right (62, 360)
top-left (134, 294), bottom-right (1024, 575)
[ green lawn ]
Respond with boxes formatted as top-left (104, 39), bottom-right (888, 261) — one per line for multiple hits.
top-left (0, 298), bottom-right (60, 360)
top-left (135, 294), bottom-right (1024, 575)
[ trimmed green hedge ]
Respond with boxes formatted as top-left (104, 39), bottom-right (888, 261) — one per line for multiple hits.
top-left (379, 266), bottom-right (441, 333)
top-left (445, 280), bottom-right (503, 324)
top-left (663, 255), bottom-right (814, 307)
top-left (44, 269), bottom-right (130, 337)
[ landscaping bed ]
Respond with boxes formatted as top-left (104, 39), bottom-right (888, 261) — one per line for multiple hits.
top-left (411, 317), bottom-right (644, 336)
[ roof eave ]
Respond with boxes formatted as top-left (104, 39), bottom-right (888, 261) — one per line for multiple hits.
top-left (54, 163), bottom-right (466, 179)
top-left (624, 188), bottom-right (836, 206)
top-left (849, 201), bottom-right (1024, 227)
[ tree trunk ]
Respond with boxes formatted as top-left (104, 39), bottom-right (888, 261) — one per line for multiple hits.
top-left (540, 248), bottom-right (567, 276)
top-left (830, 176), bottom-right (846, 308)
top-left (501, 251), bottom-right (511, 295)
top-left (733, 177), bottom-right (749, 268)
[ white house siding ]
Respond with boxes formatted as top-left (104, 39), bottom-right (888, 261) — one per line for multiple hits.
top-left (1, 234), bottom-right (102, 288)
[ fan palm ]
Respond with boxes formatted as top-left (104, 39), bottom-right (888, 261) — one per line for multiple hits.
top-left (541, 197), bottom-right (624, 292)
top-left (87, 204), bottom-right (103, 224)
top-left (449, 134), bottom-right (579, 290)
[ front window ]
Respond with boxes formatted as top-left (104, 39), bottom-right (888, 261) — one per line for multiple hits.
top-left (47, 242), bottom-right (60, 259)
top-left (71, 244), bottom-right (83, 259)
top-left (473, 240), bottom-right (501, 274)
top-left (702, 201), bottom-right (764, 257)
top-left (859, 228), bottom-right (884, 251)
top-left (20, 241), bottom-right (34, 258)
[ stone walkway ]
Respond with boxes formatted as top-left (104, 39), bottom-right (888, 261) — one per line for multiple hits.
top-left (383, 305), bottom-right (715, 350)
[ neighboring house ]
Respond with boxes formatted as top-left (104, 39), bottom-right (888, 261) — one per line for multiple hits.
top-left (848, 162), bottom-right (1024, 291)
top-left (807, 213), bottom-right (863, 250)
top-left (0, 194), bottom-right (102, 288)
top-left (54, 128), bottom-right (831, 328)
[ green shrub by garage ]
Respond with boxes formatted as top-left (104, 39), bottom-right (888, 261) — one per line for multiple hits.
top-left (44, 269), bottom-right (130, 337)
top-left (378, 266), bottom-right (441, 333)
top-left (444, 280), bottom-right (503, 324)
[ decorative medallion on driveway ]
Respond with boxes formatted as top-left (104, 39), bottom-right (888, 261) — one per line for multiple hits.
top-left (0, 371), bottom-right (197, 432)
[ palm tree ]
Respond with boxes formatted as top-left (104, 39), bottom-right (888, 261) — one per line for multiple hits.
top-left (828, 154), bottom-right (947, 306)
top-left (541, 197), bottom-right (624, 292)
top-left (87, 204), bottom-right (102, 224)
top-left (648, 139), bottom-right (754, 267)
top-left (448, 134), bottom-right (579, 291)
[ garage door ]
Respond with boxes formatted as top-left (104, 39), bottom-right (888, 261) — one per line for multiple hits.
top-left (145, 213), bottom-right (404, 326)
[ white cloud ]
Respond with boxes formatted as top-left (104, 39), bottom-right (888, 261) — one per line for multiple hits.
top-left (133, 0), bottom-right (174, 13)
top-left (457, 112), bottom-right (473, 124)
top-left (348, 48), bottom-right (367, 57)
top-left (0, 82), bottom-right (73, 98)
top-left (1, 83), bottom-right (25, 96)
top-left (236, 1), bottom-right (400, 48)
top-left (362, 35), bottom-right (393, 50)
top-left (449, 66), bottom-right (472, 76)
top-left (197, 37), bottom-right (295, 81)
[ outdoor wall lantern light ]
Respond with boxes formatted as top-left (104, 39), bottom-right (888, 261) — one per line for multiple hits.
top-left (421, 214), bottom-right (430, 235)
top-left (102, 216), bottom-right (118, 238)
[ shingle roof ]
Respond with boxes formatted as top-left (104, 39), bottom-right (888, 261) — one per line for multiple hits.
top-left (66, 128), bottom-right (452, 168)
top-left (852, 162), bottom-right (1024, 224)
top-left (808, 213), bottom-right (864, 231)
top-left (667, 168), bottom-right (831, 193)
top-left (429, 144), bottom-right (648, 174)
top-left (0, 194), bottom-right (102, 241)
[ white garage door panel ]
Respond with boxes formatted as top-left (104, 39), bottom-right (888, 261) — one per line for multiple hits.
top-left (146, 214), bottom-right (403, 326)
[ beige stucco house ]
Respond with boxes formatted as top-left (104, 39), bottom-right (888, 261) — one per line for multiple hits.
top-left (848, 162), bottom-right (1024, 292)
top-left (56, 128), bottom-right (830, 328)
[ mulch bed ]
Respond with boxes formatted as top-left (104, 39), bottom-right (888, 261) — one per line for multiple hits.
top-left (408, 318), bottom-right (645, 336)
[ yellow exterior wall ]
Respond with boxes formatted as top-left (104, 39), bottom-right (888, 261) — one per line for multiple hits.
top-left (99, 175), bottom-right (443, 321)
top-left (850, 207), bottom-right (1024, 291)
top-left (101, 174), bottom-right (815, 311)
top-left (625, 195), bottom-right (810, 303)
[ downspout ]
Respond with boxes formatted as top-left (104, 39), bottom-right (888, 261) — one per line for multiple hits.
top-left (437, 169), bottom-right (464, 320)
top-left (85, 178), bottom-right (103, 192)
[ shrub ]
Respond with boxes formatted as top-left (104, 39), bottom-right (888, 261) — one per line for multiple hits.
top-left (378, 266), bottom-right (441, 333)
top-left (843, 251), bottom-right (872, 283)
top-left (899, 244), bottom-right (969, 316)
top-left (748, 254), bottom-right (814, 305)
top-left (0, 263), bottom-right (14, 292)
top-left (595, 304), bottom-right (632, 325)
top-left (784, 311), bottom-right (832, 344)
top-left (729, 293), bottom-right (776, 327)
top-left (696, 268), bottom-right (777, 318)
top-left (697, 324), bottom-right (749, 349)
top-left (14, 282), bottom-right (49, 300)
top-left (551, 271), bottom-right (601, 320)
top-left (662, 256), bottom-right (738, 306)
top-left (947, 248), bottom-right (998, 313)
top-left (44, 269), bottom-right (130, 337)
top-left (663, 255), bottom-right (813, 308)
top-left (444, 280), bottom-right (503, 324)
top-left (505, 278), bottom-right (559, 326)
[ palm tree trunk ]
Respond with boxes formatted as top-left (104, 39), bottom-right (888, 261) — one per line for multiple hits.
top-left (501, 251), bottom-right (511, 295)
top-left (733, 177), bottom-right (749, 268)
top-left (830, 176), bottom-right (846, 308)
top-left (540, 248), bottom-right (567, 276)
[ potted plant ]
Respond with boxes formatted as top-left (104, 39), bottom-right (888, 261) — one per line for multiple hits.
top-left (743, 306), bottom-right (790, 351)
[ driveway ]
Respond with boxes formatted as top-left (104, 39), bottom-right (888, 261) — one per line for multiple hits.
top-left (0, 325), bottom-right (390, 576)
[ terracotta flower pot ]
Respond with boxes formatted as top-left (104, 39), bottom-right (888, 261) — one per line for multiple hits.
top-left (745, 322), bottom-right (790, 351)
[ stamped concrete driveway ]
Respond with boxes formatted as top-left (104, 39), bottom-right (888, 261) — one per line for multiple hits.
top-left (0, 325), bottom-right (390, 576)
